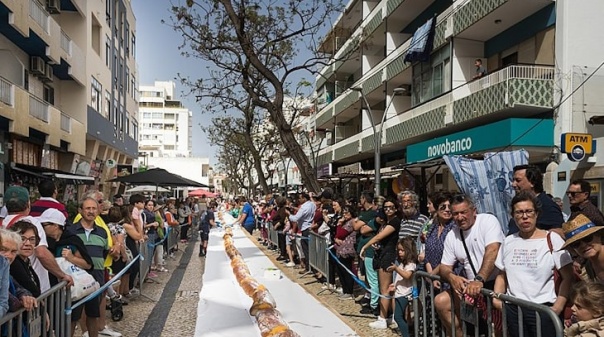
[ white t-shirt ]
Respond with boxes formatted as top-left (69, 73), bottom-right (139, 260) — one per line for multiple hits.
top-left (441, 213), bottom-right (504, 281)
top-left (2, 214), bottom-right (50, 292)
top-left (394, 262), bottom-right (416, 297)
top-left (495, 232), bottom-right (572, 303)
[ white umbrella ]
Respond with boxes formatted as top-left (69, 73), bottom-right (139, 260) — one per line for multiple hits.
top-left (125, 185), bottom-right (170, 193)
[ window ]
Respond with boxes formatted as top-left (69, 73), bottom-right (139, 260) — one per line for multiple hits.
top-left (142, 112), bottom-right (151, 118)
top-left (91, 77), bottom-right (102, 112)
top-left (24, 69), bottom-right (29, 90)
top-left (125, 116), bottom-right (130, 135)
top-left (132, 34), bottom-right (136, 59)
top-left (43, 85), bottom-right (55, 105)
top-left (152, 112), bottom-right (162, 119)
top-left (104, 91), bottom-right (111, 119)
top-left (106, 0), bottom-right (111, 23)
top-left (411, 44), bottom-right (451, 106)
top-left (125, 22), bottom-right (130, 56)
top-left (112, 98), bottom-right (118, 126)
top-left (125, 67), bottom-right (130, 93)
top-left (105, 35), bottom-right (111, 67)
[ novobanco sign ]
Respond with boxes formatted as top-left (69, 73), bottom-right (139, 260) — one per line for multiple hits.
top-left (406, 118), bottom-right (554, 163)
top-left (427, 137), bottom-right (473, 158)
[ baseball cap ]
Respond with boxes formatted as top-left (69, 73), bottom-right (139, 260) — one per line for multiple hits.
top-left (38, 208), bottom-right (67, 227)
top-left (5, 186), bottom-right (30, 204)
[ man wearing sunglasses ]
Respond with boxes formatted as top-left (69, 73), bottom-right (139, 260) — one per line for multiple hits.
top-left (508, 165), bottom-right (563, 235)
top-left (567, 179), bottom-right (604, 227)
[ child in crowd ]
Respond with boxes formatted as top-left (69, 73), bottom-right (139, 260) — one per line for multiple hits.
top-left (387, 237), bottom-right (417, 337)
top-left (565, 281), bottom-right (604, 337)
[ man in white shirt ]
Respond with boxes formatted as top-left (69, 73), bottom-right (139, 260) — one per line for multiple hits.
top-left (1, 186), bottom-right (73, 293)
top-left (436, 194), bottom-right (504, 337)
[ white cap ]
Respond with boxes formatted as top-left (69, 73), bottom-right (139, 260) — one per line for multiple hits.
top-left (38, 208), bottom-right (67, 227)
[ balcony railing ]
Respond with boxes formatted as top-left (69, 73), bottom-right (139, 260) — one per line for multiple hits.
top-left (61, 30), bottom-right (72, 56)
top-left (29, 96), bottom-right (50, 122)
top-left (60, 114), bottom-right (71, 133)
top-left (0, 77), bottom-right (13, 106)
top-left (29, 0), bottom-right (49, 33)
top-left (464, 64), bottom-right (554, 97)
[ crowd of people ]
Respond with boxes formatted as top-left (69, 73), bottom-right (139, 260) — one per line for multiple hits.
top-left (0, 179), bottom-right (212, 337)
top-left (223, 164), bottom-right (604, 337)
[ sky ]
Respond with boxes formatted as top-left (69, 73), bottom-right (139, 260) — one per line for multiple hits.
top-left (131, 1), bottom-right (217, 164)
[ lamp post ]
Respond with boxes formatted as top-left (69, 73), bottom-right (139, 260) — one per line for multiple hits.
top-left (353, 87), bottom-right (406, 197)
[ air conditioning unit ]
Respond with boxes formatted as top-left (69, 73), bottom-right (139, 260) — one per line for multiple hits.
top-left (41, 65), bottom-right (53, 82)
top-left (30, 56), bottom-right (46, 76)
top-left (46, 0), bottom-right (61, 14)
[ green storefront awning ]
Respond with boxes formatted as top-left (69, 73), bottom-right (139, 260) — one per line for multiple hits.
top-left (406, 118), bottom-right (554, 163)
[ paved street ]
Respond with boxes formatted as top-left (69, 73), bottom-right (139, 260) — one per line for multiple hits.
top-left (100, 231), bottom-right (401, 337)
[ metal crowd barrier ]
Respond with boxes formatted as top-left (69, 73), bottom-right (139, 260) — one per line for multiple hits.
top-left (0, 281), bottom-right (71, 337)
top-left (412, 271), bottom-right (564, 337)
top-left (167, 225), bottom-right (180, 255)
top-left (267, 221), bottom-right (279, 248)
top-left (308, 232), bottom-right (330, 293)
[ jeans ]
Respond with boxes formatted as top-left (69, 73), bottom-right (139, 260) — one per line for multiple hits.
top-left (364, 256), bottom-right (379, 309)
top-left (506, 303), bottom-right (560, 337)
top-left (301, 229), bottom-right (310, 271)
top-left (180, 223), bottom-right (190, 240)
top-left (394, 296), bottom-right (411, 337)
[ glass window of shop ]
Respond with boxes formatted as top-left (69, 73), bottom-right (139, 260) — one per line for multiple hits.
top-left (411, 44), bottom-right (451, 106)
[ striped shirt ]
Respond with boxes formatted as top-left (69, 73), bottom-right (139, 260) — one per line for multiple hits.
top-left (69, 221), bottom-right (109, 273)
top-left (399, 213), bottom-right (430, 239)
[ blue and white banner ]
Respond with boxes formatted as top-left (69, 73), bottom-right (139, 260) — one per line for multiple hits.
top-left (444, 150), bottom-right (529, 234)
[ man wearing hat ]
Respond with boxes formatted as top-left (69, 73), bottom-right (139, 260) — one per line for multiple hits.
top-left (39, 208), bottom-right (93, 286)
top-left (1, 186), bottom-right (74, 292)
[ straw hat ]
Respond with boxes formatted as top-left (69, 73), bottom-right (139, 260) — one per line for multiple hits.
top-left (561, 214), bottom-right (604, 249)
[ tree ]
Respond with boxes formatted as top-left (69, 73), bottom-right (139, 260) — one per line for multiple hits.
top-left (169, 0), bottom-right (345, 193)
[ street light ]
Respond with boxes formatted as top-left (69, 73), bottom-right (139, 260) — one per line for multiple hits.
top-left (353, 87), bottom-right (406, 197)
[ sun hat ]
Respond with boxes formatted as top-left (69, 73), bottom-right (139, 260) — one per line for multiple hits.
top-left (561, 214), bottom-right (604, 249)
top-left (38, 208), bottom-right (67, 227)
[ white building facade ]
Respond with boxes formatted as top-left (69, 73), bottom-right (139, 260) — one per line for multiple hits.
top-left (313, 0), bottom-right (604, 207)
top-left (138, 81), bottom-right (192, 159)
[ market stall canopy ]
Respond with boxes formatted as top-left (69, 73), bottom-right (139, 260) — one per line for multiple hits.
top-left (108, 168), bottom-right (208, 187)
top-left (11, 163), bottom-right (95, 185)
top-left (188, 189), bottom-right (218, 198)
top-left (126, 185), bottom-right (171, 193)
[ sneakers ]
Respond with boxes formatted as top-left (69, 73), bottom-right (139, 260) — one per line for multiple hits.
top-left (285, 262), bottom-right (295, 267)
top-left (338, 293), bottom-right (354, 300)
top-left (369, 317), bottom-right (388, 329)
top-left (99, 326), bottom-right (122, 336)
top-left (321, 283), bottom-right (336, 290)
top-left (335, 287), bottom-right (343, 294)
top-left (128, 288), bottom-right (140, 298)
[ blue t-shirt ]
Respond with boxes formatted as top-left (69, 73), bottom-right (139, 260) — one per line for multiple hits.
top-left (242, 203), bottom-right (255, 226)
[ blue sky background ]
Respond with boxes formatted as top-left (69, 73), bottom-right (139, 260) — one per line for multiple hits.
top-left (131, 1), bottom-right (217, 163)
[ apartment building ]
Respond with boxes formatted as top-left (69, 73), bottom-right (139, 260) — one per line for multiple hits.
top-left (0, 0), bottom-right (139, 199)
top-left (138, 80), bottom-right (192, 159)
top-left (314, 0), bottom-right (604, 206)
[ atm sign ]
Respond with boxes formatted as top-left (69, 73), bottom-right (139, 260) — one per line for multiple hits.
top-left (561, 133), bottom-right (595, 162)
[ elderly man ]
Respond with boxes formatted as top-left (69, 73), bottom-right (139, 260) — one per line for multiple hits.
top-left (567, 179), bottom-right (604, 226)
top-left (508, 164), bottom-right (563, 234)
top-left (435, 194), bottom-right (504, 337)
top-left (397, 190), bottom-right (430, 239)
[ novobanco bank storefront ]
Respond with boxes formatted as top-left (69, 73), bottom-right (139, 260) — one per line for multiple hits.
top-left (404, 118), bottom-right (555, 195)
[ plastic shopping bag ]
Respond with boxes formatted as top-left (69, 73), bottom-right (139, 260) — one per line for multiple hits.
top-left (56, 257), bottom-right (100, 301)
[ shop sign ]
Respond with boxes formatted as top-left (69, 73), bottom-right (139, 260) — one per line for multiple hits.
top-left (337, 162), bottom-right (362, 174)
top-left (316, 164), bottom-right (331, 178)
top-left (561, 133), bottom-right (595, 162)
top-left (406, 118), bottom-right (554, 163)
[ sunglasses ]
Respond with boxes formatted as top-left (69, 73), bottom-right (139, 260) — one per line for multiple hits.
top-left (383, 205), bottom-right (396, 211)
top-left (438, 204), bottom-right (451, 211)
top-left (570, 234), bottom-right (595, 249)
top-left (566, 191), bottom-right (586, 197)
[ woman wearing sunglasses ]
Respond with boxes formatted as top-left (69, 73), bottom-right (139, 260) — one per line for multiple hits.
top-left (493, 191), bottom-right (573, 337)
top-left (424, 191), bottom-right (458, 290)
top-left (561, 211), bottom-right (604, 283)
top-left (360, 199), bottom-right (401, 330)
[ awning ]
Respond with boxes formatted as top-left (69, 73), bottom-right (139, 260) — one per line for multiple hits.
top-left (12, 163), bottom-right (95, 185)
